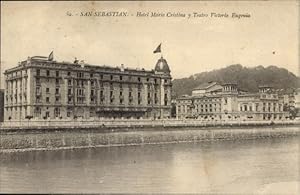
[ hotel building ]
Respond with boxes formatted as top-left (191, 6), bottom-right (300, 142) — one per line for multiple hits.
top-left (4, 55), bottom-right (172, 121)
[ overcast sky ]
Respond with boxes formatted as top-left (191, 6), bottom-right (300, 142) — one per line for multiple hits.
top-left (1, 1), bottom-right (299, 88)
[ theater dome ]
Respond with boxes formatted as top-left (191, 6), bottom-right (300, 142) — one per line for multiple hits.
top-left (155, 57), bottom-right (170, 73)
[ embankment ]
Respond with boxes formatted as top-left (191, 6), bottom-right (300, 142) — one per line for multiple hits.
top-left (1, 126), bottom-right (299, 152)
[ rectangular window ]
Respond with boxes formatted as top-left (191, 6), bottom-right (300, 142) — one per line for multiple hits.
top-left (36, 96), bottom-right (40, 103)
top-left (164, 94), bottom-right (168, 100)
top-left (55, 88), bottom-right (59, 94)
top-left (46, 88), bottom-right (50, 93)
top-left (54, 108), bottom-right (60, 117)
top-left (36, 87), bottom-right (41, 94)
top-left (56, 71), bottom-right (59, 77)
top-left (36, 78), bottom-right (41, 85)
top-left (129, 98), bottom-right (133, 104)
top-left (46, 70), bottom-right (50, 76)
top-left (36, 69), bottom-right (40, 76)
top-left (110, 91), bottom-right (114, 103)
top-left (46, 97), bottom-right (50, 103)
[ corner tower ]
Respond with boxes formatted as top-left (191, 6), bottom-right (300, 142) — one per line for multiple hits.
top-left (153, 57), bottom-right (172, 118)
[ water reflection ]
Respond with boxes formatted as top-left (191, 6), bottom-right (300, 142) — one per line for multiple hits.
top-left (0, 137), bottom-right (299, 193)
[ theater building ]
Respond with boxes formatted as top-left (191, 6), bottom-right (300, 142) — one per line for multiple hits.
top-left (4, 55), bottom-right (172, 121)
top-left (176, 82), bottom-right (288, 121)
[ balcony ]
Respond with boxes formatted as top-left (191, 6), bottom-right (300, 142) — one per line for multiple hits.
top-left (35, 101), bottom-right (43, 105)
top-left (90, 100), bottom-right (96, 105)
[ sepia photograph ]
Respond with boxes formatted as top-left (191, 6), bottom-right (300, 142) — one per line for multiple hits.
top-left (0, 0), bottom-right (299, 194)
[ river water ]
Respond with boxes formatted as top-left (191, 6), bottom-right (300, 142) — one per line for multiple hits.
top-left (0, 136), bottom-right (299, 194)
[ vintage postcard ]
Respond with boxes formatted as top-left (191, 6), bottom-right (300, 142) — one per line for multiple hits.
top-left (0, 1), bottom-right (299, 194)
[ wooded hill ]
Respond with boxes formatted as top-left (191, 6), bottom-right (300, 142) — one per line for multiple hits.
top-left (172, 64), bottom-right (300, 97)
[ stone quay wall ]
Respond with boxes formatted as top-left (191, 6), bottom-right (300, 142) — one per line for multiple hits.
top-left (1, 126), bottom-right (299, 152)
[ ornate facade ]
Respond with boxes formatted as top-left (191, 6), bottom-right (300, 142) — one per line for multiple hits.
top-left (176, 82), bottom-right (289, 121)
top-left (4, 56), bottom-right (172, 121)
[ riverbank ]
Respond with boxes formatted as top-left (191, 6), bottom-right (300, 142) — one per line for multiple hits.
top-left (1, 125), bottom-right (299, 153)
top-left (1, 119), bottom-right (299, 131)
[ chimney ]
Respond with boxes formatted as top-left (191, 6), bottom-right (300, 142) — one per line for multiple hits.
top-left (120, 64), bottom-right (125, 71)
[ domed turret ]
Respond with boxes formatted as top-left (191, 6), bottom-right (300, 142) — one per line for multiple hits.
top-left (155, 57), bottom-right (170, 73)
